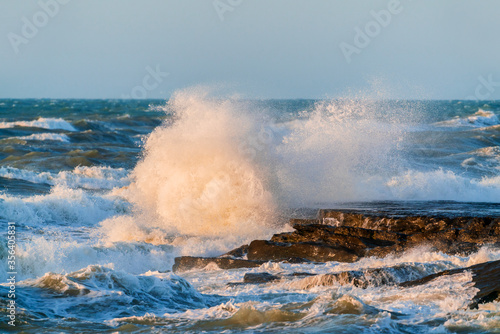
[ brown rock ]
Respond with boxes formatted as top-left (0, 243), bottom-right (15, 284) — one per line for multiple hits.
top-left (176, 210), bottom-right (500, 273)
top-left (323, 226), bottom-right (405, 243)
top-left (487, 219), bottom-right (500, 236)
top-left (271, 225), bottom-right (370, 252)
top-left (317, 210), bottom-right (366, 227)
top-left (243, 272), bottom-right (280, 284)
top-left (289, 218), bottom-right (320, 226)
top-left (364, 244), bottom-right (405, 258)
top-left (247, 240), bottom-right (359, 263)
top-left (221, 244), bottom-right (249, 258)
top-left (406, 228), bottom-right (459, 243)
top-left (271, 224), bottom-right (404, 258)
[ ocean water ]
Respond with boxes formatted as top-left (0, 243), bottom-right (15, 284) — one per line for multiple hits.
top-left (0, 91), bottom-right (500, 333)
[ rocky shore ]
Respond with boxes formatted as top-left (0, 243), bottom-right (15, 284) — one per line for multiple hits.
top-left (173, 210), bottom-right (500, 308)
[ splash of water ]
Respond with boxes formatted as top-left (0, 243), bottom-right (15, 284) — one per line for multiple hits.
top-left (274, 99), bottom-right (410, 205)
top-left (123, 89), bottom-right (278, 240)
top-left (99, 89), bottom-right (500, 249)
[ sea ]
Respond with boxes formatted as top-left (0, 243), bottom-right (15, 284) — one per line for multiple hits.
top-left (1, 91), bottom-right (500, 333)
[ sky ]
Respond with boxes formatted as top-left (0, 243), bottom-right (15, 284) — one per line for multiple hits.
top-left (1, 0), bottom-right (500, 100)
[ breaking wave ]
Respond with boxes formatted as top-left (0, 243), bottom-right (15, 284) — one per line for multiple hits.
top-left (0, 117), bottom-right (77, 131)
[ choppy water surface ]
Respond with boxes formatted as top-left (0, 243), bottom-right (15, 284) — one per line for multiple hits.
top-left (1, 95), bottom-right (499, 333)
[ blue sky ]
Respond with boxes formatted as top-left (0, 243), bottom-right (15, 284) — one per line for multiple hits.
top-left (1, 0), bottom-right (500, 99)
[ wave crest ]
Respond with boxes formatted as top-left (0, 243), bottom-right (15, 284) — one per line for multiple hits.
top-left (125, 89), bottom-right (278, 238)
top-left (0, 117), bottom-right (77, 131)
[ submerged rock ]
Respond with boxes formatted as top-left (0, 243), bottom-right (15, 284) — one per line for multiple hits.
top-left (318, 210), bottom-right (500, 241)
top-left (172, 256), bottom-right (264, 273)
top-left (400, 259), bottom-right (500, 308)
top-left (221, 244), bottom-right (249, 258)
top-left (243, 272), bottom-right (280, 284)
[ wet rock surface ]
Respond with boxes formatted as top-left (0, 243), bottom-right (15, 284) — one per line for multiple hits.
top-left (174, 211), bottom-right (500, 270)
top-left (243, 272), bottom-right (280, 284)
top-left (400, 259), bottom-right (500, 309)
top-left (173, 210), bottom-right (500, 307)
top-left (247, 239), bottom-right (359, 263)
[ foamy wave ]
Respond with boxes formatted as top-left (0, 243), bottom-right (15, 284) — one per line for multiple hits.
top-left (0, 117), bottom-right (77, 131)
top-left (475, 124), bottom-right (500, 131)
top-left (0, 166), bottom-right (129, 190)
top-left (435, 110), bottom-right (499, 128)
top-left (16, 133), bottom-right (70, 142)
top-left (250, 246), bottom-right (500, 288)
top-left (12, 265), bottom-right (205, 320)
top-left (461, 146), bottom-right (500, 170)
top-left (468, 146), bottom-right (500, 159)
top-left (0, 184), bottom-right (129, 226)
top-left (156, 247), bottom-right (500, 331)
top-left (0, 235), bottom-right (174, 281)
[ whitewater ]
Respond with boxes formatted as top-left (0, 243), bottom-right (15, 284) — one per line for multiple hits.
top-left (1, 91), bottom-right (500, 333)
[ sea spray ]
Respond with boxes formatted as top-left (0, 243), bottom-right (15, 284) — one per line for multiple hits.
top-left (98, 93), bottom-right (500, 252)
top-left (274, 99), bottom-right (411, 205)
top-left (2, 98), bottom-right (500, 332)
top-left (110, 89), bottom-right (279, 244)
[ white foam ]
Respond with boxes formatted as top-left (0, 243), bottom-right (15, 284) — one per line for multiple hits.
top-left (16, 133), bottom-right (70, 142)
top-left (3, 237), bottom-right (175, 281)
top-left (0, 166), bottom-right (130, 190)
top-left (385, 168), bottom-right (500, 202)
top-left (98, 213), bottom-right (268, 257)
top-left (163, 246), bottom-right (500, 332)
top-left (435, 110), bottom-right (499, 128)
top-left (0, 184), bottom-right (130, 227)
top-left (123, 89), bottom-right (278, 240)
top-left (471, 146), bottom-right (500, 157)
top-left (0, 117), bottom-right (77, 131)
